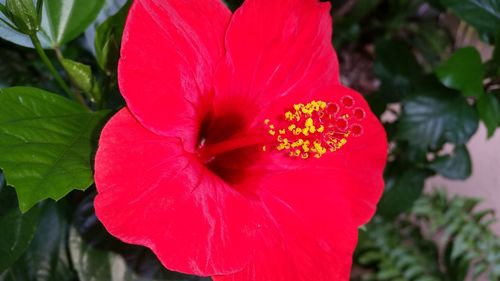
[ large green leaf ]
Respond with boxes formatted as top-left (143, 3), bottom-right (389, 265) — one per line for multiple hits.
top-left (398, 78), bottom-right (479, 149)
top-left (428, 145), bottom-right (472, 180)
top-left (377, 166), bottom-right (430, 219)
top-left (70, 228), bottom-right (208, 281)
top-left (477, 92), bottom-right (500, 137)
top-left (70, 227), bottom-right (144, 281)
top-left (1, 202), bottom-right (76, 281)
top-left (436, 47), bottom-right (485, 97)
top-left (440, 0), bottom-right (500, 34)
top-left (0, 87), bottom-right (109, 212)
top-left (374, 40), bottom-right (424, 102)
top-left (0, 0), bottom-right (104, 48)
top-left (0, 184), bottom-right (40, 273)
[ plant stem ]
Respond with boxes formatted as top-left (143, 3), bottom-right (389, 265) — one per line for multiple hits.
top-left (29, 34), bottom-right (87, 107)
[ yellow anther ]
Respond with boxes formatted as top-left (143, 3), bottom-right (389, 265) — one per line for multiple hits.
top-left (305, 118), bottom-right (314, 127)
top-left (262, 146), bottom-right (267, 152)
top-left (263, 99), bottom-right (353, 160)
top-left (302, 144), bottom-right (310, 152)
top-left (302, 128), bottom-right (309, 136)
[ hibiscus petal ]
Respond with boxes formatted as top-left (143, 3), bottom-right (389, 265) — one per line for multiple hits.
top-left (212, 180), bottom-right (357, 281)
top-left (94, 109), bottom-right (256, 276)
top-left (214, 85), bottom-right (386, 281)
top-left (213, 0), bottom-right (340, 127)
top-left (118, 0), bottom-right (231, 151)
top-left (252, 84), bottom-right (387, 226)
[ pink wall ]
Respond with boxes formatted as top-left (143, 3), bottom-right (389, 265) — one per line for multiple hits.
top-left (427, 124), bottom-right (500, 235)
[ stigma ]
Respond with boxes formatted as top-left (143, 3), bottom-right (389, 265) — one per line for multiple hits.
top-left (263, 96), bottom-right (365, 159)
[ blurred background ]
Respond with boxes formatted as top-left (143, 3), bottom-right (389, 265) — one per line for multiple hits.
top-left (0, 0), bottom-right (499, 280)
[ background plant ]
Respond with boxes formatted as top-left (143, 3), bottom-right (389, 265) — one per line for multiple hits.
top-left (0, 0), bottom-right (499, 280)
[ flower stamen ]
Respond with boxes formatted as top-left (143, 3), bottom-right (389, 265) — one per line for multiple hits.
top-left (263, 98), bottom-right (365, 159)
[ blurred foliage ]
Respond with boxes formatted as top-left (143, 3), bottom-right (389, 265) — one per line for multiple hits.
top-left (355, 191), bottom-right (500, 281)
top-left (0, 0), bottom-right (499, 280)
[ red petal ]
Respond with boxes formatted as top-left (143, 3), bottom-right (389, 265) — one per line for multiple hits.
top-left (213, 175), bottom-right (357, 281)
top-left (94, 109), bottom-right (256, 276)
top-left (252, 84), bottom-right (387, 226)
top-left (212, 85), bottom-right (386, 281)
top-left (212, 0), bottom-right (339, 127)
top-left (118, 0), bottom-right (231, 150)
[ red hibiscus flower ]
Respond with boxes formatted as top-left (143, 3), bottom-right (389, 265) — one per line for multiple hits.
top-left (94, 0), bottom-right (387, 280)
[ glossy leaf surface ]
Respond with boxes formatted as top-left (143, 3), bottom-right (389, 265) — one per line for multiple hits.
top-left (1, 202), bottom-right (75, 281)
top-left (477, 92), bottom-right (500, 137)
top-left (440, 0), bottom-right (500, 34)
top-left (436, 47), bottom-right (485, 97)
top-left (378, 167), bottom-right (430, 219)
top-left (0, 184), bottom-right (39, 272)
top-left (0, 0), bottom-right (104, 48)
top-left (0, 87), bottom-right (109, 212)
top-left (398, 79), bottom-right (479, 149)
top-left (429, 145), bottom-right (472, 180)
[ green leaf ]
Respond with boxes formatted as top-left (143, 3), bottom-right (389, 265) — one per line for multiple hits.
top-left (1, 202), bottom-right (76, 281)
top-left (5, 0), bottom-right (38, 34)
top-left (70, 227), bottom-right (148, 281)
top-left (440, 0), bottom-right (500, 34)
top-left (374, 40), bottom-right (424, 102)
top-left (61, 59), bottom-right (92, 93)
top-left (436, 47), bottom-right (485, 97)
top-left (70, 228), bottom-right (207, 281)
top-left (0, 0), bottom-right (104, 48)
top-left (0, 3), bottom-right (7, 14)
top-left (398, 78), bottom-right (479, 149)
top-left (42, 0), bottom-right (105, 46)
top-left (410, 22), bottom-right (452, 67)
top-left (0, 87), bottom-right (109, 212)
top-left (0, 184), bottom-right (40, 272)
top-left (378, 167), bottom-right (430, 219)
top-left (428, 145), bottom-right (472, 180)
top-left (60, 58), bottom-right (100, 102)
top-left (477, 92), bottom-right (500, 137)
top-left (94, 0), bottom-right (130, 72)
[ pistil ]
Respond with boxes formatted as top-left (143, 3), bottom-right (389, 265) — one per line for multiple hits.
top-left (198, 134), bottom-right (267, 162)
